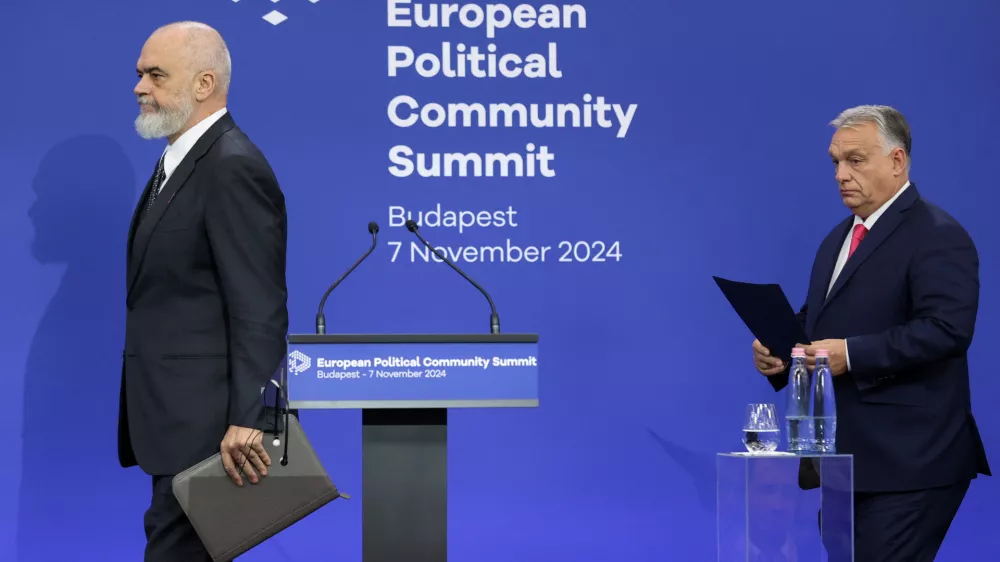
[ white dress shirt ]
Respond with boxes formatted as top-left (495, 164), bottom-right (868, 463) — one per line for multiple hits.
top-left (829, 180), bottom-right (910, 371)
top-left (158, 107), bottom-right (228, 192)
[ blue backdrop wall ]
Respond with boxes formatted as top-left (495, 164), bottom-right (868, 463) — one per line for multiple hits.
top-left (2, 1), bottom-right (998, 560)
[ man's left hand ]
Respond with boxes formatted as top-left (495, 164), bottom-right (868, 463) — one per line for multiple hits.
top-left (799, 339), bottom-right (848, 376)
top-left (220, 425), bottom-right (271, 486)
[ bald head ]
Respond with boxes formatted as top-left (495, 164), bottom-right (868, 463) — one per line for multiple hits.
top-left (133, 21), bottom-right (232, 142)
top-left (153, 21), bottom-right (231, 97)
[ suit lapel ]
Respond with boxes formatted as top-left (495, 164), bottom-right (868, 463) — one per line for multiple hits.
top-left (126, 113), bottom-right (236, 297)
top-left (127, 161), bottom-right (158, 265)
top-left (805, 218), bottom-right (852, 335)
top-left (820, 185), bottom-right (919, 314)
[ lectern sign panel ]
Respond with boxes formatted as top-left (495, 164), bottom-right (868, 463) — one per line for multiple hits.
top-left (285, 335), bottom-right (539, 408)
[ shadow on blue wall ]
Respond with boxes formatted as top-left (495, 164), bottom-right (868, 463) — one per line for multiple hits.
top-left (646, 428), bottom-right (716, 512)
top-left (16, 135), bottom-right (139, 561)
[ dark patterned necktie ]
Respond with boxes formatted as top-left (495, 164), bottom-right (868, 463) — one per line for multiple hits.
top-left (144, 155), bottom-right (166, 216)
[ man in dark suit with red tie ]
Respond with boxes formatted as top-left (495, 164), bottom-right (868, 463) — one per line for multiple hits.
top-left (120, 21), bottom-right (289, 561)
top-left (752, 105), bottom-right (990, 561)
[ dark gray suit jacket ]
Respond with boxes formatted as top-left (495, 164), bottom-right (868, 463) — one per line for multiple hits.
top-left (118, 112), bottom-right (289, 476)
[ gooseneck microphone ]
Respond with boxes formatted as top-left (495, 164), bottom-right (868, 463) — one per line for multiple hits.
top-left (315, 221), bottom-right (379, 334)
top-left (404, 219), bottom-right (500, 334)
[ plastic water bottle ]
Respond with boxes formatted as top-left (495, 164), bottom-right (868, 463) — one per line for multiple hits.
top-left (785, 347), bottom-right (811, 452)
top-left (810, 349), bottom-right (837, 453)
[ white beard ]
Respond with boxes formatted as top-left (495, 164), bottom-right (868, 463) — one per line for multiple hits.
top-left (134, 92), bottom-right (194, 140)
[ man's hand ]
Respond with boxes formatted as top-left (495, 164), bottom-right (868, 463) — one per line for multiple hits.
top-left (220, 425), bottom-right (271, 486)
top-left (800, 339), bottom-right (848, 376)
top-left (753, 339), bottom-right (786, 376)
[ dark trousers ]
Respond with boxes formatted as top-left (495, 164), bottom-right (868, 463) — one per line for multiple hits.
top-left (855, 480), bottom-right (970, 561)
top-left (144, 475), bottom-right (213, 562)
top-left (824, 479), bottom-right (970, 561)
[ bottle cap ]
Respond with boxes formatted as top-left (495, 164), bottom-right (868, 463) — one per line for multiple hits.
top-left (816, 349), bottom-right (829, 357)
top-left (791, 347), bottom-right (805, 357)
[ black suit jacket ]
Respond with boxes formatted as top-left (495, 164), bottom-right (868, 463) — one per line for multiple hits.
top-left (118, 112), bottom-right (289, 476)
top-left (770, 184), bottom-right (990, 492)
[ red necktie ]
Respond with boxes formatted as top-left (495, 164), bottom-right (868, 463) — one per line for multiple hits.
top-left (848, 224), bottom-right (867, 259)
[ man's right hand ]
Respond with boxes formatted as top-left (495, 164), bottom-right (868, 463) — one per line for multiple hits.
top-left (220, 425), bottom-right (270, 486)
top-left (753, 339), bottom-right (786, 376)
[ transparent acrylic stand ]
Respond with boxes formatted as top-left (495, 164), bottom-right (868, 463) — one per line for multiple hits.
top-left (717, 453), bottom-right (853, 561)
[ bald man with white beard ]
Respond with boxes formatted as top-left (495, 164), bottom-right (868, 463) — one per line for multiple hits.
top-left (120, 21), bottom-right (289, 560)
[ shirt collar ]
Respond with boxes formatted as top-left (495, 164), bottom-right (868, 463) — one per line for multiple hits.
top-left (854, 180), bottom-right (910, 229)
top-left (162, 107), bottom-right (228, 177)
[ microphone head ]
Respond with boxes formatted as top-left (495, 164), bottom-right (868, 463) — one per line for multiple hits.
top-left (405, 219), bottom-right (419, 232)
top-left (368, 221), bottom-right (379, 234)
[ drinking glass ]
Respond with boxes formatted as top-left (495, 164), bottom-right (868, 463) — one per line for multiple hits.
top-left (742, 403), bottom-right (779, 453)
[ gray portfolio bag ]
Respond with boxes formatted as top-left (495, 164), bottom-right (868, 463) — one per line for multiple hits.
top-left (172, 413), bottom-right (347, 561)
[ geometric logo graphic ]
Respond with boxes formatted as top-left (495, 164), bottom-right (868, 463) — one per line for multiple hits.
top-left (288, 350), bottom-right (312, 375)
top-left (232, 0), bottom-right (321, 26)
